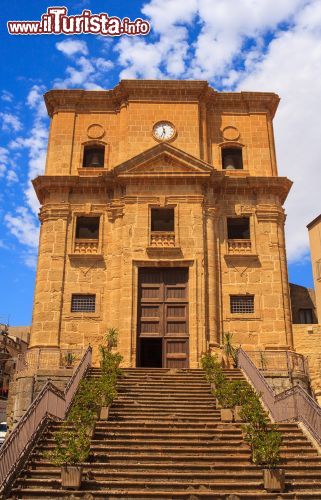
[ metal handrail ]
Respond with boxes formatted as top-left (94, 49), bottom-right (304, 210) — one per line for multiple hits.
top-left (0, 346), bottom-right (92, 491)
top-left (237, 348), bottom-right (321, 446)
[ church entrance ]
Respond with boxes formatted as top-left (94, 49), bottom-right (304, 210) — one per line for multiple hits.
top-left (137, 268), bottom-right (189, 368)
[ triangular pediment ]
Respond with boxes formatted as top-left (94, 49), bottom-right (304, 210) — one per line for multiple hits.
top-left (113, 143), bottom-right (214, 177)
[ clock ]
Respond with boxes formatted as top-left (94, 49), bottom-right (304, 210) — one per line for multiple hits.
top-left (153, 121), bottom-right (176, 142)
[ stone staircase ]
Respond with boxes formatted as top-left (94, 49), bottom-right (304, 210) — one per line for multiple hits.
top-left (8, 368), bottom-right (321, 499)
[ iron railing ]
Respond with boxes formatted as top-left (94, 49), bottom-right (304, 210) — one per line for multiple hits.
top-left (15, 348), bottom-right (87, 373)
top-left (246, 349), bottom-right (308, 377)
top-left (0, 346), bottom-right (92, 492)
top-left (237, 348), bottom-right (321, 446)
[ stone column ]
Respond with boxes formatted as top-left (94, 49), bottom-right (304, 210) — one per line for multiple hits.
top-left (206, 205), bottom-right (220, 349)
top-left (276, 211), bottom-right (294, 349)
top-left (29, 206), bottom-right (70, 356)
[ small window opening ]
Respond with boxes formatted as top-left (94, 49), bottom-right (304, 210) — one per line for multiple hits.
top-left (222, 148), bottom-right (243, 170)
top-left (299, 309), bottom-right (313, 324)
top-left (227, 217), bottom-right (250, 239)
top-left (230, 295), bottom-right (254, 314)
top-left (76, 217), bottom-right (99, 239)
top-left (151, 208), bottom-right (174, 232)
top-left (83, 145), bottom-right (105, 168)
top-left (71, 294), bottom-right (96, 313)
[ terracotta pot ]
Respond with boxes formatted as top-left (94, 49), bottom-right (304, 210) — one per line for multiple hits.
top-left (220, 408), bottom-right (233, 422)
top-left (234, 405), bottom-right (243, 422)
top-left (61, 465), bottom-right (83, 489)
top-left (99, 405), bottom-right (110, 420)
top-left (263, 468), bottom-right (285, 492)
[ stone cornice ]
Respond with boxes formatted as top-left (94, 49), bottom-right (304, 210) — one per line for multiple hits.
top-left (214, 176), bottom-right (292, 204)
top-left (33, 173), bottom-right (292, 205)
top-left (44, 80), bottom-right (280, 118)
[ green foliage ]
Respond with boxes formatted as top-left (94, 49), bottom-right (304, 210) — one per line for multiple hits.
top-left (200, 351), bottom-right (282, 468)
top-left (46, 426), bottom-right (91, 466)
top-left (246, 427), bottom-right (282, 468)
top-left (223, 332), bottom-right (238, 366)
top-left (47, 327), bottom-right (123, 467)
top-left (200, 352), bottom-right (226, 386)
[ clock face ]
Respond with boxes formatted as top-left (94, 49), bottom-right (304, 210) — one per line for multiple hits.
top-left (153, 121), bottom-right (176, 142)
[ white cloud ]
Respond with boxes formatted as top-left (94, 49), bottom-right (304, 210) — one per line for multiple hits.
top-left (0, 112), bottom-right (22, 132)
top-left (233, 0), bottom-right (321, 261)
top-left (1, 90), bottom-right (13, 102)
top-left (6, 170), bottom-right (18, 183)
top-left (4, 207), bottom-right (39, 249)
top-left (54, 53), bottom-right (113, 90)
top-left (114, 0), bottom-right (320, 263)
top-left (56, 39), bottom-right (88, 57)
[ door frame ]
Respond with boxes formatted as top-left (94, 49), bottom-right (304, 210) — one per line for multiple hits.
top-left (136, 266), bottom-right (189, 368)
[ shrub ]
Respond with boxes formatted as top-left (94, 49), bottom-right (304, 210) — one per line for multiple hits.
top-left (47, 327), bottom-right (123, 468)
top-left (47, 426), bottom-right (91, 467)
top-left (200, 351), bottom-right (282, 468)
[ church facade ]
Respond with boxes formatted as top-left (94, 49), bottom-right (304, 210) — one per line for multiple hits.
top-left (29, 79), bottom-right (293, 369)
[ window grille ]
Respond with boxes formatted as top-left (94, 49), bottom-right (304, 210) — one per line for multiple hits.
top-left (71, 294), bottom-right (96, 313)
top-left (230, 295), bottom-right (254, 314)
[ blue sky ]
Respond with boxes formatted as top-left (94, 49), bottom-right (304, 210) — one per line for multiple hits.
top-left (1, 0), bottom-right (320, 325)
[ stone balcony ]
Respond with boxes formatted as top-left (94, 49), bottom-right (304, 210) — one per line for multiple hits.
top-left (74, 239), bottom-right (99, 254)
top-left (150, 231), bottom-right (175, 248)
top-left (227, 238), bottom-right (252, 254)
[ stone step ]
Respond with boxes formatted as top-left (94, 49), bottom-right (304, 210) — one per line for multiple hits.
top-left (11, 488), bottom-right (321, 499)
top-left (14, 477), bottom-right (266, 492)
top-left (25, 461), bottom-right (321, 473)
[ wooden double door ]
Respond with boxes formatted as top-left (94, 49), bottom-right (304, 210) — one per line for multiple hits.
top-left (137, 268), bottom-right (189, 368)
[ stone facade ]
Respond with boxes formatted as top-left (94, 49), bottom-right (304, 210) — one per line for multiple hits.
top-left (27, 80), bottom-right (293, 369)
top-left (307, 214), bottom-right (321, 322)
top-left (290, 283), bottom-right (318, 324)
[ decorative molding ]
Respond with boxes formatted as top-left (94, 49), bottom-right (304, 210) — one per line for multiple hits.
top-left (221, 126), bottom-right (240, 141)
top-left (107, 201), bottom-right (125, 221)
top-left (87, 124), bottom-right (105, 139)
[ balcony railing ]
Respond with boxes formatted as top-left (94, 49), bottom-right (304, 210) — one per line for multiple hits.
top-left (16, 348), bottom-right (87, 373)
top-left (150, 231), bottom-right (175, 247)
top-left (74, 239), bottom-right (99, 254)
top-left (246, 350), bottom-right (308, 377)
top-left (227, 239), bottom-right (252, 253)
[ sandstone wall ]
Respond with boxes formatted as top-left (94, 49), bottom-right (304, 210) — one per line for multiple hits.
top-left (293, 323), bottom-right (321, 403)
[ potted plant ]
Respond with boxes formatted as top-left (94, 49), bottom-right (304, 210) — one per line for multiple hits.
top-left (97, 328), bottom-right (123, 419)
top-left (222, 332), bottom-right (237, 368)
top-left (64, 352), bottom-right (76, 369)
top-left (241, 396), bottom-right (283, 492)
top-left (47, 425), bottom-right (91, 489)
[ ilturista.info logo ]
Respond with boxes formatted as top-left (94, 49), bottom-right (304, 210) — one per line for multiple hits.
top-left (7, 6), bottom-right (151, 36)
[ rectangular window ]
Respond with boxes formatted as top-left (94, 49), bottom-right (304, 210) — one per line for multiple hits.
top-left (83, 145), bottom-right (105, 168)
top-left (299, 308), bottom-right (313, 324)
top-left (151, 208), bottom-right (174, 232)
top-left (76, 217), bottom-right (99, 239)
top-left (316, 260), bottom-right (321, 280)
top-left (71, 294), bottom-right (96, 313)
top-left (227, 217), bottom-right (250, 239)
top-left (222, 148), bottom-right (243, 170)
top-left (230, 295), bottom-right (254, 314)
